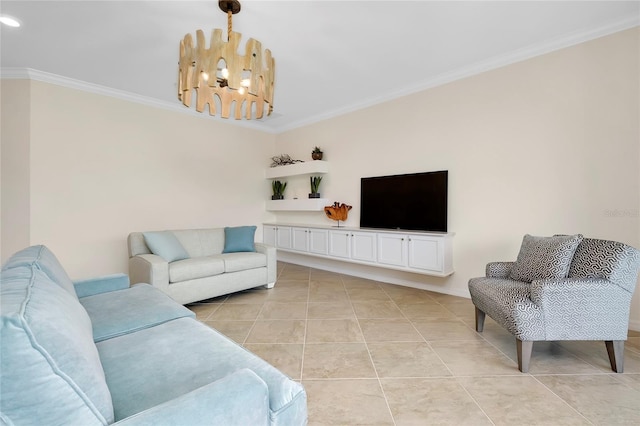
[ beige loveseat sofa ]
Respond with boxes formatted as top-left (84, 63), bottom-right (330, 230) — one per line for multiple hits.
top-left (128, 228), bottom-right (276, 305)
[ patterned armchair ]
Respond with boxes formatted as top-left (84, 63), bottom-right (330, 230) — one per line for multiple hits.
top-left (468, 235), bottom-right (640, 373)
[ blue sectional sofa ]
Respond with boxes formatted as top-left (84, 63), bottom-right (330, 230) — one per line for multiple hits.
top-left (0, 245), bottom-right (307, 426)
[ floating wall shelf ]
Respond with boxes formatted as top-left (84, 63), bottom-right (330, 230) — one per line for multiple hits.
top-left (265, 161), bottom-right (329, 179)
top-left (266, 198), bottom-right (330, 211)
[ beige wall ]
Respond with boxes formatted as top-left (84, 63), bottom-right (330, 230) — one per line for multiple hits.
top-left (274, 28), bottom-right (640, 327)
top-left (4, 80), bottom-right (275, 277)
top-left (1, 80), bottom-right (31, 260)
top-left (1, 28), bottom-right (638, 327)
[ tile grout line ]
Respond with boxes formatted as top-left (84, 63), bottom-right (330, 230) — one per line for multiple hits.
top-left (299, 265), bottom-right (312, 382)
top-left (380, 284), bottom-right (458, 379)
top-left (529, 374), bottom-right (595, 425)
top-left (381, 286), bottom-right (496, 425)
top-left (348, 278), bottom-right (397, 426)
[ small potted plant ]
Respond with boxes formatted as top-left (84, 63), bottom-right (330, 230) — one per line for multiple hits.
top-left (311, 146), bottom-right (323, 160)
top-left (271, 180), bottom-right (287, 200)
top-left (309, 176), bottom-right (323, 198)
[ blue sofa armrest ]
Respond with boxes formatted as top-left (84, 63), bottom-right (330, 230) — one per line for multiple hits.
top-left (73, 273), bottom-right (130, 298)
top-left (112, 369), bottom-right (269, 426)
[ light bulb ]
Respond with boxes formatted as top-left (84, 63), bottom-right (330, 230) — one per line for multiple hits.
top-left (238, 87), bottom-right (246, 95)
top-left (241, 78), bottom-right (250, 87)
top-left (0, 16), bottom-right (20, 27)
top-left (221, 68), bottom-right (229, 79)
top-left (201, 72), bottom-right (209, 81)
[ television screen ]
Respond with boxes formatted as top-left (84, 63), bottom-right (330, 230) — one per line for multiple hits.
top-left (360, 170), bottom-right (448, 232)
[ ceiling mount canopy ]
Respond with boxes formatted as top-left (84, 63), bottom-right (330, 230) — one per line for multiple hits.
top-left (178, 0), bottom-right (275, 120)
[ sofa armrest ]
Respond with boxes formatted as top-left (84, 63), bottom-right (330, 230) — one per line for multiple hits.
top-left (113, 369), bottom-right (269, 426)
top-left (255, 243), bottom-right (277, 285)
top-left (73, 273), bottom-right (130, 298)
top-left (530, 277), bottom-right (633, 340)
top-left (129, 254), bottom-right (169, 292)
top-left (485, 261), bottom-right (515, 278)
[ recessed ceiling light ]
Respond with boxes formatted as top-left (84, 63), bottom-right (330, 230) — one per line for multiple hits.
top-left (0, 15), bottom-right (21, 27)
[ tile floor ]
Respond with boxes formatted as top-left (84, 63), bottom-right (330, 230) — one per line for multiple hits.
top-left (188, 262), bottom-right (640, 425)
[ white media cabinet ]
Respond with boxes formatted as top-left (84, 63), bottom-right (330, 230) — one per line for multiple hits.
top-left (263, 223), bottom-right (454, 277)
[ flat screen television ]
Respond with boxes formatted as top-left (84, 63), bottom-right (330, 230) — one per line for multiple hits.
top-left (360, 170), bottom-right (448, 232)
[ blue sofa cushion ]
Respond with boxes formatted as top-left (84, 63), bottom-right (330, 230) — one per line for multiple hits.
top-left (0, 265), bottom-right (114, 425)
top-left (111, 369), bottom-right (270, 426)
top-left (222, 226), bottom-right (257, 253)
top-left (143, 231), bottom-right (190, 262)
top-left (97, 317), bottom-right (307, 425)
top-left (1, 245), bottom-right (78, 300)
top-left (222, 252), bottom-right (268, 273)
top-left (79, 283), bottom-right (196, 342)
top-left (168, 256), bottom-right (225, 283)
top-left (510, 234), bottom-right (583, 283)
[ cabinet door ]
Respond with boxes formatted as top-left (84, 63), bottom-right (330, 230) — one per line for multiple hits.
top-left (263, 226), bottom-right (277, 247)
top-left (350, 231), bottom-right (376, 263)
top-left (309, 229), bottom-right (329, 255)
top-left (276, 226), bottom-right (292, 249)
top-left (377, 233), bottom-right (407, 267)
top-left (328, 230), bottom-right (351, 259)
top-left (292, 228), bottom-right (309, 252)
top-left (408, 235), bottom-right (443, 272)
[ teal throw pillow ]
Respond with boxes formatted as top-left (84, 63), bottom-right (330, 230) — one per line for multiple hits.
top-left (143, 231), bottom-right (189, 262)
top-left (223, 226), bottom-right (257, 253)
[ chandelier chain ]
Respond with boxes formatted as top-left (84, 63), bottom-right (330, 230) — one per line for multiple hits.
top-left (227, 10), bottom-right (232, 40)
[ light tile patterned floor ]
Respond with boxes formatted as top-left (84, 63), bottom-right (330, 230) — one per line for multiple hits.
top-left (188, 262), bottom-right (640, 425)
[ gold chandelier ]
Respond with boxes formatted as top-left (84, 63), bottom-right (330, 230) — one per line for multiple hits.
top-left (178, 1), bottom-right (275, 120)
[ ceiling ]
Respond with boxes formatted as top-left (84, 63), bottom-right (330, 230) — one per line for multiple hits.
top-left (1, 1), bottom-right (638, 133)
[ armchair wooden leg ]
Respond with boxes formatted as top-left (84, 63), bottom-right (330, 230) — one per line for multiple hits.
top-left (516, 339), bottom-right (533, 373)
top-left (605, 340), bottom-right (624, 373)
top-left (475, 307), bottom-right (486, 332)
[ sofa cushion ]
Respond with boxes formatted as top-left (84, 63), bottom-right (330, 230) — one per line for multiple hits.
top-left (0, 265), bottom-right (114, 425)
top-left (173, 229), bottom-right (225, 258)
top-left (223, 226), bottom-right (257, 253)
top-left (222, 252), bottom-right (268, 273)
top-left (97, 317), bottom-right (307, 424)
top-left (509, 234), bottom-right (583, 283)
top-left (169, 256), bottom-right (225, 283)
top-left (80, 283), bottom-right (195, 342)
top-left (468, 276), bottom-right (545, 341)
top-left (143, 231), bottom-right (190, 262)
top-left (1, 244), bottom-right (78, 300)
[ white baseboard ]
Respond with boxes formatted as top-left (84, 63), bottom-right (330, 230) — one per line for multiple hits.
top-left (277, 251), bottom-right (470, 299)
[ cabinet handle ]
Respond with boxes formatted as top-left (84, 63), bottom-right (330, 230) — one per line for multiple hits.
top-left (401, 238), bottom-right (404, 241)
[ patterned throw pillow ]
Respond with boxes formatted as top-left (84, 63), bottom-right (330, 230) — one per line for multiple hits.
top-left (509, 234), bottom-right (583, 283)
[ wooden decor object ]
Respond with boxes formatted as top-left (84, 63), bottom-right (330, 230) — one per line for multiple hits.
top-left (324, 202), bottom-right (352, 225)
top-left (178, 0), bottom-right (275, 120)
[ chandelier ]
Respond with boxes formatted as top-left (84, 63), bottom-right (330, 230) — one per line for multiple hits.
top-left (178, 1), bottom-right (275, 120)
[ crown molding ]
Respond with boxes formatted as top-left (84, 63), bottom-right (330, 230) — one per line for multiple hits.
top-left (0, 68), bottom-right (279, 134)
top-left (272, 17), bottom-right (640, 133)
top-left (2, 17), bottom-right (637, 135)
